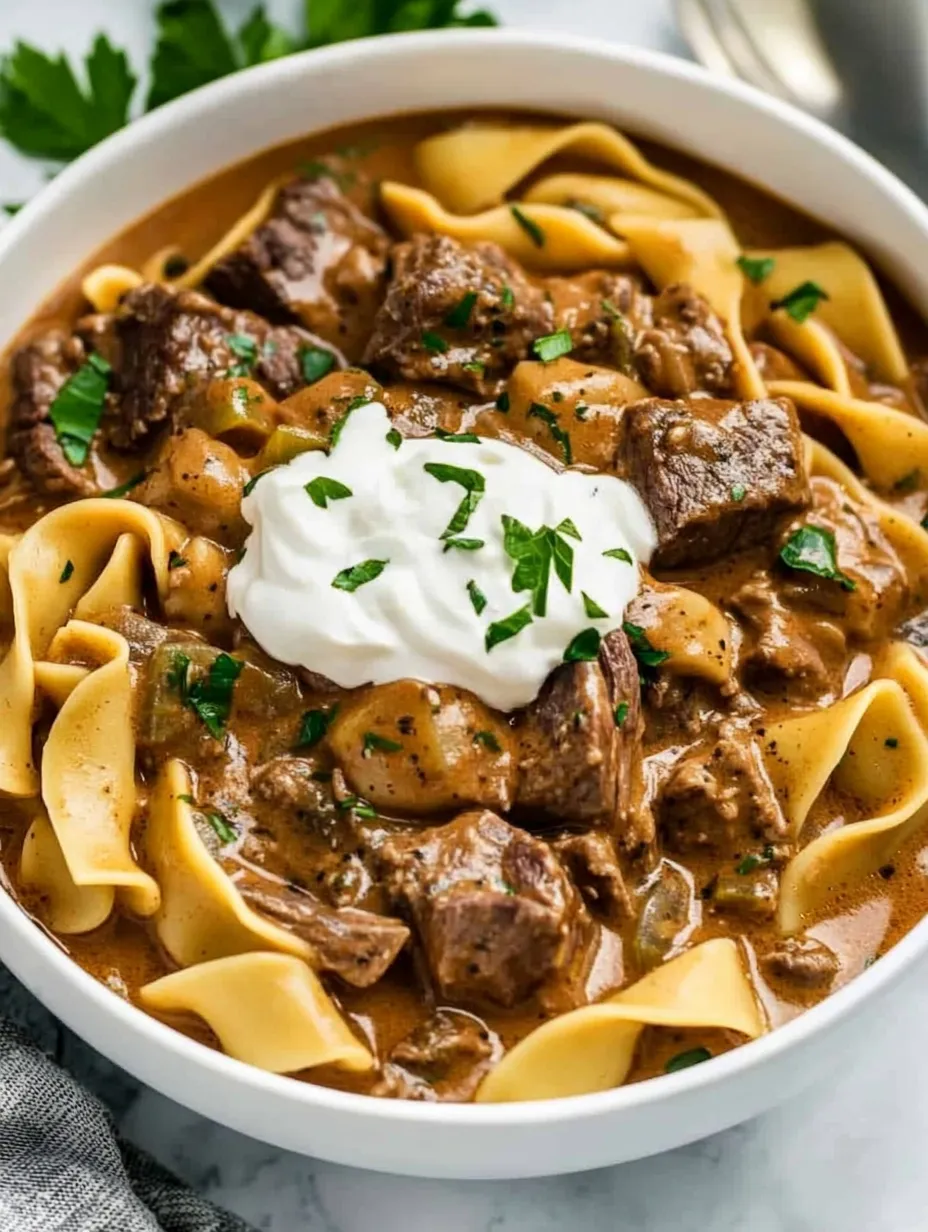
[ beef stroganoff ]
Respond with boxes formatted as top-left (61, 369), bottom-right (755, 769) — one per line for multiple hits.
top-left (2, 112), bottom-right (928, 1102)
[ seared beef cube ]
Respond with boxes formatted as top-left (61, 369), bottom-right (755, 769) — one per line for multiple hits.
top-left (238, 879), bottom-right (408, 989)
top-left (8, 330), bottom-right (108, 497)
top-left (364, 235), bottom-right (553, 393)
top-left (761, 937), bottom-right (838, 993)
top-left (553, 831), bottom-right (632, 927)
top-left (625, 395), bottom-right (810, 567)
top-left (373, 1009), bottom-right (501, 1102)
top-left (546, 270), bottom-right (651, 369)
top-left (633, 284), bottom-right (734, 398)
top-left (516, 628), bottom-right (642, 838)
top-left (109, 284), bottom-right (335, 448)
top-left (658, 729), bottom-right (786, 853)
top-left (206, 178), bottom-right (389, 361)
top-left (379, 810), bottom-right (581, 1007)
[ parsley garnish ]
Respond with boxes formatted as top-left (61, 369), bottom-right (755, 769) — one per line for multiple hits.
top-left (168, 549), bottom-right (188, 570)
top-left (563, 628), bottom-right (601, 662)
top-left (510, 205), bottom-right (545, 247)
top-left (296, 707), bottom-right (336, 749)
top-left (226, 332), bottom-right (258, 376)
top-left (305, 475), bottom-right (353, 509)
top-left (737, 255), bottom-right (775, 285)
top-left (557, 518), bottom-right (581, 540)
top-left (337, 795), bottom-right (377, 819)
top-left (434, 428), bottom-right (481, 443)
top-left (329, 396), bottom-right (370, 451)
top-left (736, 845), bottom-right (775, 875)
top-left (300, 345), bottom-right (335, 384)
top-left (731, 483), bottom-right (747, 502)
top-left (575, 403), bottom-right (589, 421)
top-left (532, 329), bottom-right (573, 363)
top-left (495, 391), bottom-right (510, 413)
top-left (102, 471), bottom-right (146, 499)
top-left (362, 731), bottom-right (403, 756)
top-left (771, 280), bottom-right (829, 323)
top-left (500, 285), bottom-right (515, 309)
top-left (473, 730), bottom-right (501, 752)
top-left (203, 809), bottom-right (237, 844)
top-left (502, 515), bottom-right (574, 617)
top-left (386, 428), bottom-right (402, 450)
top-left (49, 352), bottom-right (111, 466)
top-left (423, 461), bottom-right (485, 538)
top-left (780, 525), bottom-right (856, 591)
top-left (168, 650), bottom-right (243, 739)
top-left (243, 468), bottom-right (273, 497)
top-left (445, 291), bottom-right (478, 328)
top-left (443, 537), bottom-right (485, 552)
top-left (59, 560), bottom-right (74, 583)
top-left (332, 558), bottom-right (389, 592)
top-left (485, 604), bottom-right (533, 652)
top-left (422, 330), bottom-right (449, 354)
top-left (622, 621), bottom-right (670, 670)
top-left (467, 579), bottom-right (487, 614)
top-left (527, 403), bottom-right (572, 464)
top-left (461, 360), bottom-right (485, 375)
top-left (665, 1047), bottom-right (711, 1073)
top-left (614, 701), bottom-right (629, 728)
top-left (603, 547), bottom-right (632, 564)
top-left (582, 592), bottom-right (608, 619)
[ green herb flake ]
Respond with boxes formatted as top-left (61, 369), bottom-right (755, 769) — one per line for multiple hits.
top-left (527, 402), bottom-right (572, 465)
top-left (102, 471), bottom-right (146, 499)
top-left (203, 809), bottom-right (237, 845)
top-left (485, 604), bottom-right (534, 652)
top-left (168, 650), bottom-right (243, 739)
top-left (601, 298), bottom-right (622, 320)
top-left (226, 332), bottom-right (258, 376)
top-left (736, 846), bottom-right (775, 875)
top-left (582, 592), bottom-right (608, 619)
top-left (510, 205), bottom-right (545, 248)
top-left (532, 329), bottom-right (573, 364)
top-left (575, 403), bottom-right (589, 421)
top-left (434, 428), bottom-right (481, 443)
top-left (665, 1047), bottom-right (712, 1073)
top-left (305, 475), bottom-right (353, 509)
top-left (329, 397), bottom-right (370, 451)
top-left (731, 483), bottom-right (747, 503)
top-left (423, 461), bottom-right (486, 539)
top-left (178, 793), bottom-right (196, 805)
top-left (495, 391), bottom-right (510, 413)
top-left (48, 352), bottom-right (111, 466)
top-left (443, 537), bottom-right (485, 552)
top-left (780, 525), bottom-right (856, 591)
top-left (362, 731), bottom-right (403, 756)
top-left (556, 518), bottom-right (581, 541)
top-left (473, 730), bottom-right (501, 752)
top-left (332, 558), bottom-right (389, 592)
top-left (622, 621), bottom-right (670, 670)
top-left (564, 627), bottom-right (601, 662)
top-left (603, 547), bottom-right (632, 564)
top-left (466, 579), bottom-right (488, 615)
top-left (168, 549), bottom-right (188, 570)
top-left (737, 255), bottom-right (776, 285)
top-left (422, 330), bottom-right (449, 354)
top-left (771, 280), bottom-right (829, 324)
top-left (614, 701), bottom-right (629, 728)
top-left (295, 706), bottom-right (337, 749)
top-left (59, 560), bottom-right (74, 584)
top-left (300, 345), bottom-right (335, 384)
top-left (386, 427), bottom-right (403, 450)
top-left (445, 291), bottom-right (478, 329)
top-left (337, 795), bottom-right (377, 819)
top-left (242, 468), bottom-right (273, 498)
top-left (500, 284), bottom-right (515, 309)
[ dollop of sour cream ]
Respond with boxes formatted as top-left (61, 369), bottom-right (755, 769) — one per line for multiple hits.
top-left (228, 402), bottom-right (656, 712)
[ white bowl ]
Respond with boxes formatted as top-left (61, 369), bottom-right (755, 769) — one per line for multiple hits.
top-left (3, 29), bottom-right (928, 1181)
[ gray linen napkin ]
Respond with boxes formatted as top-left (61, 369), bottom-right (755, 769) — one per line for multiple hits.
top-left (0, 968), bottom-right (253, 1232)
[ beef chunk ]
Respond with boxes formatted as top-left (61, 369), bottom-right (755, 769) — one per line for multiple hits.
top-left (749, 341), bottom-right (810, 383)
top-left (624, 395), bottom-right (810, 567)
top-left (8, 330), bottom-right (106, 497)
top-left (239, 879), bottom-right (408, 988)
top-left (364, 235), bottom-right (553, 393)
top-left (372, 1009), bottom-right (502, 1102)
top-left (516, 629), bottom-right (642, 839)
top-left (632, 284), bottom-right (734, 398)
top-left (110, 283), bottom-right (332, 448)
top-left (553, 831), bottom-right (632, 927)
top-left (250, 755), bottom-right (337, 820)
top-left (379, 810), bottom-right (582, 1007)
top-left (205, 178), bottom-right (388, 361)
top-left (546, 270), bottom-right (650, 369)
top-left (658, 728), bottom-right (786, 853)
top-left (761, 936), bottom-right (839, 993)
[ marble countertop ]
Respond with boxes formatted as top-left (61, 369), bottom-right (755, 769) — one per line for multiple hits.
top-left (3, 2), bottom-right (928, 1228)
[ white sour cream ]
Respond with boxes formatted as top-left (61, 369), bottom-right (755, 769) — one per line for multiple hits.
top-left (228, 402), bottom-right (655, 712)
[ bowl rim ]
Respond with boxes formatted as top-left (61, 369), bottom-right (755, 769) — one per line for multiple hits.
top-left (2, 25), bottom-right (928, 1132)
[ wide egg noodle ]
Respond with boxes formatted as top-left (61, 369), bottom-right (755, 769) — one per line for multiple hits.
top-left (139, 951), bottom-right (374, 1075)
top-left (20, 810), bottom-right (115, 935)
top-left (762, 313), bottom-right (851, 396)
top-left (412, 122), bottom-right (721, 217)
top-left (379, 183), bottom-right (632, 270)
top-left (523, 172), bottom-right (702, 227)
top-left (146, 759), bottom-right (312, 967)
top-left (476, 938), bottom-right (763, 1103)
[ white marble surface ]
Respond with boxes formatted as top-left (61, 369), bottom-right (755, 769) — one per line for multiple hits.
top-left (3, 2), bottom-right (928, 1229)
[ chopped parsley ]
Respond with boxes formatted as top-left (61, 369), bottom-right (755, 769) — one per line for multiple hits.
top-left (332, 558), bottom-right (389, 592)
top-left (614, 701), bottom-right (629, 728)
top-left (59, 560), bottom-right (74, 583)
top-left (665, 1047), bottom-right (712, 1073)
top-left (502, 514), bottom-right (575, 617)
top-left (500, 284), bottom-right (515, 309)
top-left (731, 483), bottom-right (747, 502)
top-left (362, 731), bottom-right (403, 756)
top-left (603, 547), bottom-right (632, 564)
top-left (473, 730), bottom-right (501, 752)
top-left (495, 391), bottom-right (510, 413)
top-left (461, 360), bottom-right (486, 375)
top-left (168, 549), bottom-right (188, 570)
top-left (295, 706), bottom-right (337, 749)
top-left (563, 627), bottom-right (601, 662)
top-left (485, 603), bottom-right (533, 652)
top-left (582, 592), bottom-right (608, 619)
top-left (443, 537), bottom-right (485, 552)
top-left (771, 280), bottom-right (829, 324)
top-left (434, 428), bottom-right (481, 443)
top-left (226, 332), bottom-right (258, 376)
top-left (386, 428), bottom-right (403, 450)
top-left (168, 650), bottom-right (243, 739)
top-left (527, 402), bottom-right (572, 464)
top-left (203, 809), bottom-right (237, 845)
top-left (510, 205), bottom-right (545, 247)
top-left (467, 579), bottom-right (488, 614)
top-left (48, 352), bottom-right (111, 466)
top-left (737, 255), bottom-right (776, 285)
top-left (574, 403), bottom-right (589, 421)
top-left (299, 344), bottom-right (335, 384)
top-left (423, 461), bottom-right (486, 539)
top-left (445, 291), bottom-right (478, 329)
top-left (102, 471), bottom-right (146, 498)
top-left (622, 621), bottom-right (670, 670)
top-left (556, 518), bottom-right (581, 540)
top-left (305, 475), bottom-right (353, 509)
top-left (243, 467), bottom-right (274, 497)
top-left (780, 525), bottom-right (856, 591)
top-left (736, 845), bottom-right (775, 875)
top-left (422, 330), bottom-right (449, 354)
top-left (329, 397), bottom-right (369, 451)
top-left (532, 329), bottom-right (573, 364)
top-left (337, 795), bottom-right (377, 819)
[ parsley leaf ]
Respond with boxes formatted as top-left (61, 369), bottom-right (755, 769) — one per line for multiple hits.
top-left (332, 558), bottom-right (389, 592)
top-left (49, 353), bottom-right (111, 467)
top-left (300, 345), bottom-right (335, 384)
top-left (296, 706), bottom-right (337, 748)
top-left (510, 205), bottom-right (545, 247)
top-left (386, 428), bottom-right (403, 450)
top-left (582, 592), bottom-right (608, 619)
top-left (445, 291), bottom-right (478, 328)
top-left (306, 0), bottom-right (497, 45)
top-left (603, 547), bottom-right (632, 564)
top-left (102, 471), bottom-right (146, 499)
top-left (485, 604), bottom-right (533, 652)
top-left (305, 476), bottom-right (353, 509)
top-left (665, 1047), bottom-right (711, 1073)
top-left (622, 621), bottom-right (670, 670)
top-left (614, 701), bottom-right (629, 728)
top-left (59, 560), bottom-right (74, 584)
top-left (771, 280), bottom-right (829, 323)
top-left (532, 329), bottom-right (573, 363)
top-left (443, 537), bottom-right (485, 552)
top-left (362, 731), bottom-right (403, 756)
top-left (168, 549), bottom-right (188, 570)
top-left (467, 579), bottom-right (487, 614)
top-left (423, 461), bottom-right (485, 538)
top-left (563, 628), bottom-right (601, 662)
top-left (780, 525), bottom-right (856, 591)
top-left (337, 795), bottom-right (377, 819)
top-left (434, 428), bottom-right (481, 443)
top-left (0, 35), bottom-right (136, 162)
top-left (527, 402), bottom-right (572, 465)
top-left (556, 518), bottom-right (581, 541)
top-left (737, 255), bottom-right (775, 285)
top-left (422, 330), bottom-right (449, 353)
top-left (473, 730), bottom-right (501, 752)
top-left (203, 808), bottom-right (237, 844)
top-left (169, 651), bottom-right (243, 739)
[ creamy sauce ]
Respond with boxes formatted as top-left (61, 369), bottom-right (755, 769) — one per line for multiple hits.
top-left (228, 401), bottom-right (655, 710)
